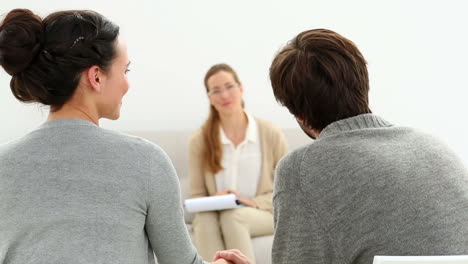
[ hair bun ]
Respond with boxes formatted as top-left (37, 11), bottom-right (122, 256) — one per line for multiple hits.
top-left (0, 9), bottom-right (43, 76)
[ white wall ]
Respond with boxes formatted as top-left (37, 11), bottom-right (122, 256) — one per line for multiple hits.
top-left (1, 0), bottom-right (467, 165)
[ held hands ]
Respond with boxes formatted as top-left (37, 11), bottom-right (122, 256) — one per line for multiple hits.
top-left (211, 249), bottom-right (252, 264)
top-left (215, 189), bottom-right (257, 208)
top-left (212, 259), bottom-right (229, 264)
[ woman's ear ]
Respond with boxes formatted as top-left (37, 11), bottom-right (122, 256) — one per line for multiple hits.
top-left (86, 66), bottom-right (103, 92)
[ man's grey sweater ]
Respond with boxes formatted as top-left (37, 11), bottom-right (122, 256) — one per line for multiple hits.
top-left (0, 119), bottom-right (205, 264)
top-left (273, 114), bottom-right (468, 264)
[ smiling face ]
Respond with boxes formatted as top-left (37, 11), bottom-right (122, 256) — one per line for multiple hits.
top-left (97, 37), bottom-right (130, 120)
top-left (206, 70), bottom-right (244, 116)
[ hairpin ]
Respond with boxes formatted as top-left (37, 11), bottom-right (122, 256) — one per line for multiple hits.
top-left (71, 36), bottom-right (85, 48)
top-left (42, 50), bottom-right (54, 61)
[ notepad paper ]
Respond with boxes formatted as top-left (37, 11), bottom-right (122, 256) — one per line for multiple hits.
top-left (373, 255), bottom-right (468, 264)
top-left (184, 194), bottom-right (241, 213)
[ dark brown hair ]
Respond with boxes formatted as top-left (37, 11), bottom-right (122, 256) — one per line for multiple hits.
top-left (270, 28), bottom-right (371, 131)
top-left (0, 9), bottom-right (119, 110)
top-left (201, 63), bottom-right (241, 174)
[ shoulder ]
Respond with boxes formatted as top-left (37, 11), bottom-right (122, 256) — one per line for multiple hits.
top-left (254, 116), bottom-right (284, 139)
top-left (100, 128), bottom-right (154, 148)
top-left (188, 128), bottom-right (204, 150)
top-left (254, 116), bottom-right (281, 131)
top-left (389, 126), bottom-right (462, 159)
top-left (275, 144), bottom-right (310, 190)
top-left (101, 130), bottom-right (179, 188)
top-left (99, 128), bottom-right (170, 163)
top-left (0, 138), bottom-right (22, 158)
top-left (277, 144), bottom-right (309, 173)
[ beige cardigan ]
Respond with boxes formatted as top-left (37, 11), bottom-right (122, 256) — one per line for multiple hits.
top-left (189, 117), bottom-right (288, 213)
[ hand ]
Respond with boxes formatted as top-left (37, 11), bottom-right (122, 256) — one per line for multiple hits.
top-left (213, 249), bottom-right (251, 264)
top-left (212, 259), bottom-right (230, 264)
top-left (215, 189), bottom-right (238, 196)
top-left (236, 196), bottom-right (257, 208)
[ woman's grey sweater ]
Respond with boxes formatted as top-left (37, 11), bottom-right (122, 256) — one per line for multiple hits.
top-left (0, 119), bottom-right (205, 264)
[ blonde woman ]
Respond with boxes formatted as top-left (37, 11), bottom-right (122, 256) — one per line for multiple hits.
top-left (189, 64), bottom-right (288, 263)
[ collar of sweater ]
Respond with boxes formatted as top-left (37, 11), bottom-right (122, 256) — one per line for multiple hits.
top-left (319, 113), bottom-right (393, 138)
top-left (40, 118), bottom-right (98, 129)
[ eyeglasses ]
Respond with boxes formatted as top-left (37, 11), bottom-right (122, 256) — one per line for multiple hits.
top-left (208, 83), bottom-right (238, 97)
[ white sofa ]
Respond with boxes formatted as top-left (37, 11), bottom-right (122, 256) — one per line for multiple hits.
top-left (127, 128), bottom-right (311, 264)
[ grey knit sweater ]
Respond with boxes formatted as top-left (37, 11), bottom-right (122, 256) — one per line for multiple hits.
top-left (273, 114), bottom-right (468, 264)
top-left (0, 119), bottom-right (205, 264)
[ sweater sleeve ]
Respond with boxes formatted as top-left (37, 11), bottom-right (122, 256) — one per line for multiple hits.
top-left (273, 152), bottom-right (337, 264)
top-left (253, 123), bottom-right (288, 212)
top-left (274, 129), bottom-right (289, 167)
top-left (273, 190), bottom-right (333, 264)
top-left (144, 145), bottom-right (207, 264)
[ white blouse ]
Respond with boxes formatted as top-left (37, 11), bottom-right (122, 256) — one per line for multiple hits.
top-left (215, 113), bottom-right (262, 199)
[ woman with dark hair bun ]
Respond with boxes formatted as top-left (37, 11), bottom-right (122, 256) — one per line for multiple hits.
top-left (0, 9), bottom-right (250, 264)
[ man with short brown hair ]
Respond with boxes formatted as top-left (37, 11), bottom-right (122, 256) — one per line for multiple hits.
top-left (270, 29), bottom-right (468, 264)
